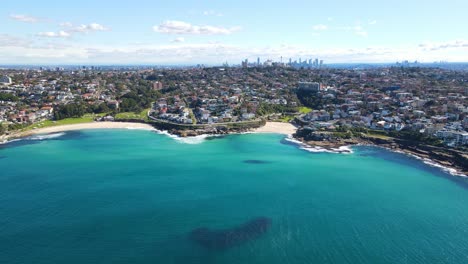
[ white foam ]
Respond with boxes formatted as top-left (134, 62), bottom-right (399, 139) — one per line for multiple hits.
top-left (28, 132), bottom-right (66, 141)
top-left (300, 146), bottom-right (333, 153)
top-left (283, 135), bottom-right (304, 145)
top-left (152, 129), bottom-right (222, 145)
top-left (0, 138), bottom-right (21, 145)
top-left (331, 146), bottom-right (353, 154)
top-left (284, 135), bottom-right (353, 154)
top-left (124, 126), bottom-right (156, 131)
top-left (173, 134), bottom-right (210, 144)
top-left (358, 144), bottom-right (466, 177)
top-left (391, 148), bottom-right (466, 177)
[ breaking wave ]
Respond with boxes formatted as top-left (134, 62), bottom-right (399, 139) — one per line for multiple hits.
top-left (283, 135), bottom-right (353, 154)
top-left (27, 132), bottom-right (66, 141)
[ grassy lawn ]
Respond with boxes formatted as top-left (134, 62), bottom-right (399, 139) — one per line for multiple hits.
top-left (299, 107), bottom-right (312, 114)
top-left (278, 115), bottom-right (294, 122)
top-left (364, 132), bottom-right (392, 140)
top-left (23, 114), bottom-right (103, 132)
top-left (188, 108), bottom-right (197, 124)
top-left (22, 113), bottom-right (109, 132)
top-left (115, 108), bottom-right (149, 121)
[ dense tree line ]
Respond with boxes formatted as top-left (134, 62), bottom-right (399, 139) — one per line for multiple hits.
top-left (0, 92), bottom-right (19, 102)
top-left (118, 86), bottom-right (161, 112)
top-left (53, 102), bottom-right (111, 120)
top-left (296, 89), bottom-right (342, 109)
top-left (256, 103), bottom-right (298, 116)
top-left (53, 103), bottom-right (89, 120)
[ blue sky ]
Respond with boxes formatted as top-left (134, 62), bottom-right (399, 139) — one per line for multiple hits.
top-left (1, 0), bottom-right (467, 64)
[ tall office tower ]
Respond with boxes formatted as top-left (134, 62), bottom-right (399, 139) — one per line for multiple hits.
top-left (241, 59), bottom-right (248, 68)
top-left (257, 57), bottom-right (260, 66)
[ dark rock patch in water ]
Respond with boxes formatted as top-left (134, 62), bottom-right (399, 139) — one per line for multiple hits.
top-left (243, 160), bottom-right (272, 164)
top-left (189, 217), bottom-right (271, 250)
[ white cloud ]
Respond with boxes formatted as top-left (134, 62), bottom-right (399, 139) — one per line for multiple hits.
top-left (1, 37), bottom-right (467, 64)
top-left (203, 10), bottom-right (223, 17)
top-left (312, 24), bottom-right (328, 31)
top-left (153, 20), bottom-right (241, 35)
top-left (70, 23), bottom-right (110, 33)
top-left (9, 14), bottom-right (42, 23)
top-left (327, 17), bottom-right (334, 21)
top-left (37, 31), bottom-right (71, 38)
top-left (419, 40), bottom-right (468, 51)
top-left (59, 22), bottom-right (73, 27)
top-left (36, 22), bottom-right (110, 39)
top-left (171, 37), bottom-right (185, 43)
top-left (369, 20), bottom-right (377, 25)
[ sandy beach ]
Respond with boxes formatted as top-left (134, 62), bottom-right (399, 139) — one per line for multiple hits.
top-left (28, 121), bottom-right (296, 136)
top-left (253, 122), bottom-right (297, 135)
top-left (29, 122), bottom-right (156, 135)
top-left (0, 122), bottom-right (156, 142)
top-left (1, 121), bottom-right (298, 144)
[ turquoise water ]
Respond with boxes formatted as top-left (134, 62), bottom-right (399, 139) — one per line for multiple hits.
top-left (0, 130), bottom-right (467, 264)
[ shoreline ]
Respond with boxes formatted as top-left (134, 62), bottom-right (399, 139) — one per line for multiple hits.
top-left (252, 122), bottom-right (297, 135)
top-left (0, 122), bottom-right (156, 143)
top-left (293, 136), bottom-right (467, 177)
top-left (1, 121), bottom-right (296, 143)
top-left (1, 121), bottom-right (465, 177)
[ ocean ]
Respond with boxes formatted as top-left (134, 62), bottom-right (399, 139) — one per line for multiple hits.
top-left (0, 129), bottom-right (467, 264)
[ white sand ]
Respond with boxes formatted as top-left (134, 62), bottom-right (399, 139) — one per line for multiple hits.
top-left (1, 121), bottom-right (297, 144)
top-left (29, 121), bottom-right (297, 136)
top-left (253, 122), bottom-right (297, 135)
top-left (28, 122), bottom-right (155, 135)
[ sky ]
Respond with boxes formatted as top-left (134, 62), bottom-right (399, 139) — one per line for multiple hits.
top-left (1, 0), bottom-right (467, 65)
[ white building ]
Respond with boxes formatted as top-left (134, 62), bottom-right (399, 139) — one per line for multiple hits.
top-left (0, 75), bottom-right (12, 85)
top-left (298, 82), bottom-right (320, 93)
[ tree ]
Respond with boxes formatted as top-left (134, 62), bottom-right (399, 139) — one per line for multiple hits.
top-left (0, 92), bottom-right (19, 102)
top-left (53, 103), bottom-right (88, 120)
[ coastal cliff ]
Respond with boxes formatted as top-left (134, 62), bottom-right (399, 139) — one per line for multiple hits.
top-left (294, 128), bottom-right (468, 176)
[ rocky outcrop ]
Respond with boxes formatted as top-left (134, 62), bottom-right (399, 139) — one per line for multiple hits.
top-left (294, 128), bottom-right (468, 176)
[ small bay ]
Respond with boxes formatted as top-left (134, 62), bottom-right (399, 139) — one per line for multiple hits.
top-left (0, 129), bottom-right (467, 264)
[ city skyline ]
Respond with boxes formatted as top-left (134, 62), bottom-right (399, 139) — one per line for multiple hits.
top-left (1, 0), bottom-right (467, 64)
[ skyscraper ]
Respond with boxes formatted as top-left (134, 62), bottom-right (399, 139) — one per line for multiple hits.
top-left (241, 59), bottom-right (248, 68)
